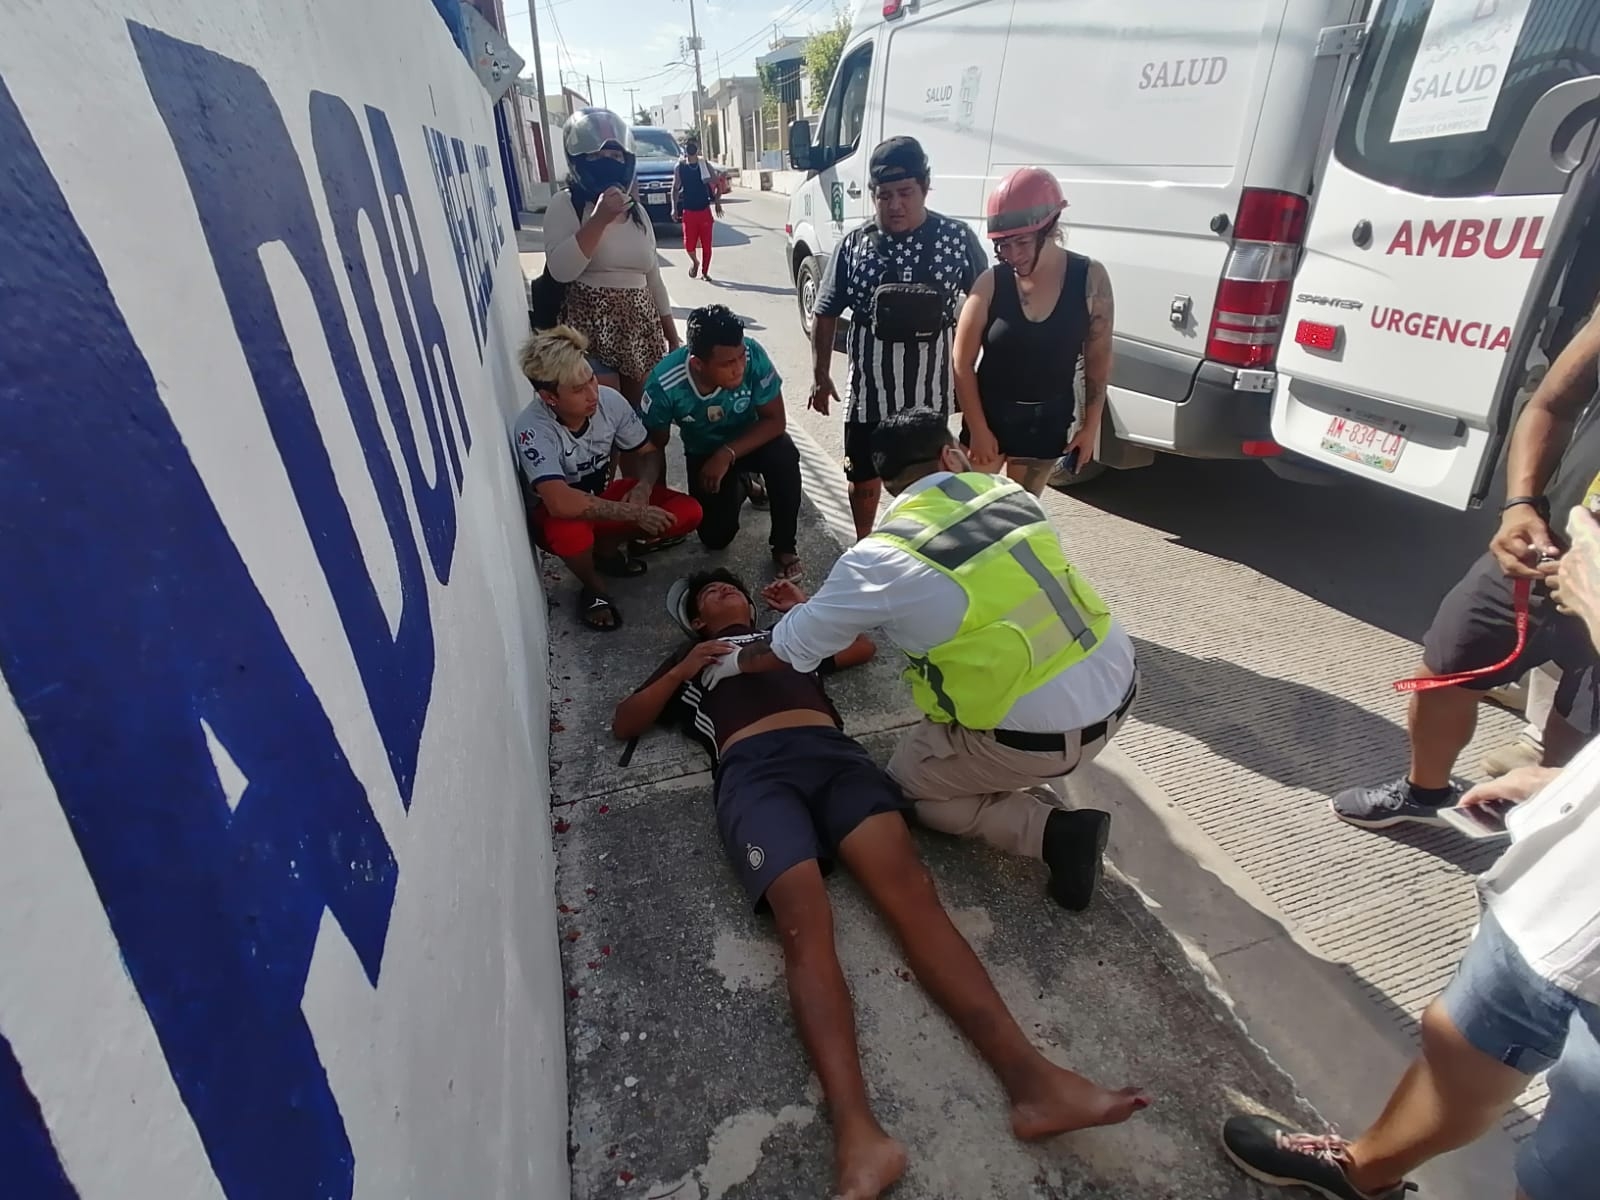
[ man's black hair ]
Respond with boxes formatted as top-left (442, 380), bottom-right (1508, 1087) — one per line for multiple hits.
top-left (871, 408), bottom-right (955, 482)
top-left (687, 305), bottom-right (746, 361)
top-left (684, 138), bottom-right (700, 154)
top-left (684, 567), bottom-right (754, 627)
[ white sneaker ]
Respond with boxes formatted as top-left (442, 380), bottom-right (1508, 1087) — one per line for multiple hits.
top-left (1479, 736), bottom-right (1542, 779)
top-left (1484, 680), bottom-right (1528, 712)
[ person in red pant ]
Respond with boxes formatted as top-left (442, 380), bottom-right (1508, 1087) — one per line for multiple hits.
top-left (515, 325), bottom-right (702, 631)
top-left (673, 138), bottom-right (722, 281)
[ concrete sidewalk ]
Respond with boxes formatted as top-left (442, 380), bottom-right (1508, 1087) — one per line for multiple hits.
top-left (542, 478), bottom-right (1325, 1199)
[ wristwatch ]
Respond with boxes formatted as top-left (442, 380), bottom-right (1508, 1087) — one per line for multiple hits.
top-left (1501, 495), bottom-right (1551, 520)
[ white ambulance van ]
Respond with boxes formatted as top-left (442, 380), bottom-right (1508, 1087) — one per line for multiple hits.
top-left (785, 0), bottom-right (1600, 500)
top-left (1271, 0), bottom-right (1600, 509)
top-left (784, 0), bottom-right (1374, 481)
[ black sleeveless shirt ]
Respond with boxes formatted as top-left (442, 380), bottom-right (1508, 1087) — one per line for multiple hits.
top-left (976, 254), bottom-right (1091, 452)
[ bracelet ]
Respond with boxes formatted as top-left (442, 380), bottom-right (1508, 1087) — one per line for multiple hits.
top-left (720, 445), bottom-right (737, 464)
top-left (1502, 495), bottom-right (1550, 520)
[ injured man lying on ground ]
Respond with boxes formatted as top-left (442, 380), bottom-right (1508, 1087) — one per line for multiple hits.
top-left (611, 568), bottom-right (1150, 1200)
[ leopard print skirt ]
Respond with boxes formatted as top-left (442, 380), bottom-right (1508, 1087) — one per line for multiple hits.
top-left (561, 281), bottom-right (668, 383)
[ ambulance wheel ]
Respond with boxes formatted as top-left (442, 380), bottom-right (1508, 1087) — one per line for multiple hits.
top-left (795, 255), bottom-right (819, 339)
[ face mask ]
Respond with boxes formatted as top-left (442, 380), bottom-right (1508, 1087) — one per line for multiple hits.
top-left (582, 155), bottom-right (633, 193)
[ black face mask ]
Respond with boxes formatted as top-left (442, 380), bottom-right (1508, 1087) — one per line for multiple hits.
top-left (579, 155), bottom-right (634, 194)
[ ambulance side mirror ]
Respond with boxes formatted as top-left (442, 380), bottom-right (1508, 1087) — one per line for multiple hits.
top-left (789, 119), bottom-right (815, 173)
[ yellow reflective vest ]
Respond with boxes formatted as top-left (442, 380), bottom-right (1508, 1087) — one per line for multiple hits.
top-left (869, 473), bottom-right (1114, 729)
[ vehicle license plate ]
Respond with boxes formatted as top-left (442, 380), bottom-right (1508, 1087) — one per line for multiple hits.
top-left (1321, 415), bottom-right (1406, 473)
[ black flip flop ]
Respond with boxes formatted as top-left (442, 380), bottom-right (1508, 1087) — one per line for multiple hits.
top-left (595, 551), bottom-right (647, 579)
top-left (578, 589), bottom-right (623, 632)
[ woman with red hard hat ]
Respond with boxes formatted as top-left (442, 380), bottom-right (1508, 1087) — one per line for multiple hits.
top-left (953, 166), bottom-right (1115, 494)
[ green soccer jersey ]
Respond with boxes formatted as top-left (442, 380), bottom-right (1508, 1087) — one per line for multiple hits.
top-left (641, 339), bottom-right (783, 457)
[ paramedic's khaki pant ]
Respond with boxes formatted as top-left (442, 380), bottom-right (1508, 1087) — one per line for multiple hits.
top-left (887, 718), bottom-right (1118, 860)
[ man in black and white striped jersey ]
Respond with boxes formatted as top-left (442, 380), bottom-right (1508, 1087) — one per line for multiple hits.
top-left (809, 136), bottom-right (990, 539)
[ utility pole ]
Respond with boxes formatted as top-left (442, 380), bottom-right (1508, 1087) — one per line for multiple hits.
top-left (687, 0), bottom-right (706, 136)
top-left (524, 0), bottom-right (555, 200)
top-left (599, 60), bottom-right (608, 108)
top-left (625, 87), bottom-right (638, 122)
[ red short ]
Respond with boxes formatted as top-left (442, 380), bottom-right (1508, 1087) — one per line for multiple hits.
top-left (528, 479), bottom-right (702, 559)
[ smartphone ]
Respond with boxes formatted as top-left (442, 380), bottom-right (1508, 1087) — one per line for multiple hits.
top-left (1438, 799), bottom-right (1515, 839)
top-left (1060, 448), bottom-right (1081, 476)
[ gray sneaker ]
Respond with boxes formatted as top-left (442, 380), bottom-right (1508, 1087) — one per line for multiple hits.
top-left (1330, 777), bottom-right (1457, 829)
top-left (1222, 1115), bottom-right (1415, 1200)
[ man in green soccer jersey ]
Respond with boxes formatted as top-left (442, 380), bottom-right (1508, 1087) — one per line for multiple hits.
top-left (642, 304), bottom-right (804, 580)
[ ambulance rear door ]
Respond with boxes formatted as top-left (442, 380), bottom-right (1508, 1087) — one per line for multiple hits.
top-left (1271, 0), bottom-right (1600, 509)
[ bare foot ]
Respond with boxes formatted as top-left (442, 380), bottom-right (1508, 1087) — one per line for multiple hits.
top-left (834, 1124), bottom-right (907, 1199)
top-left (1010, 1065), bottom-right (1150, 1140)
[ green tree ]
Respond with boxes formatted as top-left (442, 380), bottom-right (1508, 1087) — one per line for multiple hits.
top-left (803, 13), bottom-right (852, 109)
top-left (635, 107), bottom-right (651, 125)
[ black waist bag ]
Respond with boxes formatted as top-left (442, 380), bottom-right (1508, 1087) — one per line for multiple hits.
top-left (528, 267), bottom-right (566, 331)
top-left (871, 281), bottom-right (944, 343)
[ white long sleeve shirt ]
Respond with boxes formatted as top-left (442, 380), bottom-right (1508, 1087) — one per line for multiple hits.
top-left (1481, 733), bottom-right (1600, 1005)
top-left (769, 473), bottom-right (1136, 733)
top-left (542, 191), bottom-right (671, 317)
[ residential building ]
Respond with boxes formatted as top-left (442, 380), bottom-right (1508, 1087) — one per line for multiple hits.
top-left (705, 75), bottom-right (761, 172)
top-left (754, 36), bottom-right (815, 169)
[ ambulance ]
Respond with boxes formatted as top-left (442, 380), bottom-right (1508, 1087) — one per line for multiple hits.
top-left (783, 0), bottom-right (1600, 502)
top-left (1271, 0), bottom-right (1600, 509)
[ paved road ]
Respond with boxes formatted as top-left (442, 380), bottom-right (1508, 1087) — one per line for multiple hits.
top-left (524, 189), bottom-right (1537, 1194)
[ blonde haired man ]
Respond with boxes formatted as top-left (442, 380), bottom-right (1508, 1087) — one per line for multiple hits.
top-left (514, 325), bottom-right (701, 631)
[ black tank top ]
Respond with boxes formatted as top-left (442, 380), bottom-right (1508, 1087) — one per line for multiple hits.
top-left (977, 254), bottom-right (1091, 433)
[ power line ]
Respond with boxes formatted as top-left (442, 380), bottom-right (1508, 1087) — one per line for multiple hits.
top-left (707, 0), bottom-right (829, 69)
top-left (543, 0), bottom-right (575, 76)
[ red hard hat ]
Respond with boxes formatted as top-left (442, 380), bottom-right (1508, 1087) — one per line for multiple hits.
top-left (986, 167), bottom-right (1067, 239)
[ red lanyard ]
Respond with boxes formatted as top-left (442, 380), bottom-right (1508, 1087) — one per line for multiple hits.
top-left (1394, 577), bottom-right (1532, 694)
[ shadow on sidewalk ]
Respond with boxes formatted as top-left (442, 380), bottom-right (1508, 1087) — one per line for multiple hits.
top-left (1067, 455), bottom-right (1499, 644)
top-left (1126, 637), bottom-right (1508, 875)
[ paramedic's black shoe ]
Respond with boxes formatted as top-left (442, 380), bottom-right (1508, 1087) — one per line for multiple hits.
top-left (1221, 1115), bottom-right (1416, 1200)
top-left (1330, 777), bottom-right (1456, 830)
top-left (1042, 808), bottom-right (1109, 911)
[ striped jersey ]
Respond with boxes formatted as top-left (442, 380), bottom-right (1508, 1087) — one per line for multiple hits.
top-left (812, 212), bottom-right (989, 424)
top-left (632, 628), bottom-right (844, 770)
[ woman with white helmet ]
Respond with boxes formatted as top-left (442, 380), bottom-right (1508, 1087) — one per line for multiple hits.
top-left (542, 108), bottom-right (680, 406)
top-left (952, 167), bottom-right (1114, 494)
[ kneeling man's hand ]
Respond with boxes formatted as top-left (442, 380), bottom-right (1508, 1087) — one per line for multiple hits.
top-left (674, 640), bottom-right (732, 684)
top-left (699, 649), bottom-right (744, 690)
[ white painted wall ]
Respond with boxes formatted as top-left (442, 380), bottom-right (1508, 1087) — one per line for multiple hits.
top-left (0, 2), bottom-right (564, 1198)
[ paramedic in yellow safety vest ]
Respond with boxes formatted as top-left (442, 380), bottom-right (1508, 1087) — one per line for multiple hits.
top-left (698, 409), bottom-right (1139, 911)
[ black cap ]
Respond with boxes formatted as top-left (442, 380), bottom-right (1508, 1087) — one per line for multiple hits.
top-left (869, 136), bottom-right (929, 187)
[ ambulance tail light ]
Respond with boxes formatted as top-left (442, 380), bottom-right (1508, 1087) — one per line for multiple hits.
top-left (1206, 189), bottom-right (1309, 369)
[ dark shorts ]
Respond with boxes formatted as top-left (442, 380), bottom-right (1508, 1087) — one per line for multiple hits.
top-left (960, 409), bottom-right (1073, 461)
top-left (843, 420), bottom-right (880, 484)
top-left (714, 725), bottom-right (907, 908)
top-left (1423, 552), bottom-right (1600, 733)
